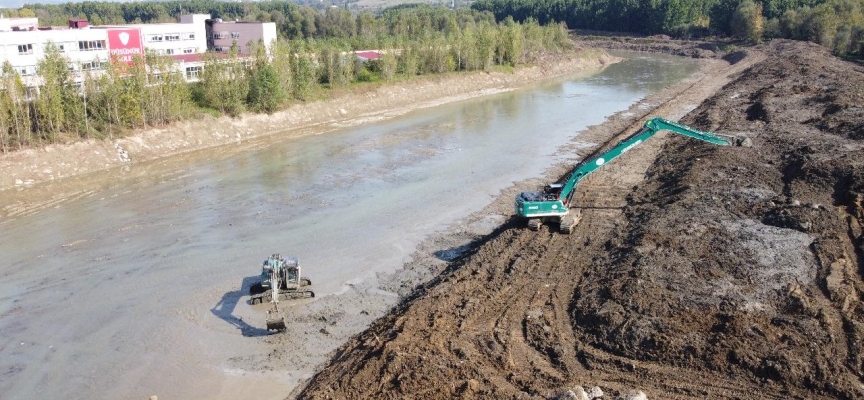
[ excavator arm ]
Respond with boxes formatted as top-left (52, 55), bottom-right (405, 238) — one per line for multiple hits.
top-left (515, 117), bottom-right (743, 233)
top-left (556, 117), bottom-right (730, 203)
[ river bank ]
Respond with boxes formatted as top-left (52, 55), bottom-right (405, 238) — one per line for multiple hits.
top-left (2, 46), bottom-right (706, 400)
top-left (267, 45), bottom-right (743, 397)
top-left (0, 49), bottom-right (616, 193)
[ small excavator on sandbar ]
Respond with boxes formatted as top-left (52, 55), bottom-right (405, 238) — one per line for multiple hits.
top-left (249, 254), bottom-right (315, 332)
top-left (514, 117), bottom-right (750, 234)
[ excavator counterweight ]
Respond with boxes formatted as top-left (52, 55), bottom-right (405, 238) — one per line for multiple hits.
top-left (514, 117), bottom-right (748, 233)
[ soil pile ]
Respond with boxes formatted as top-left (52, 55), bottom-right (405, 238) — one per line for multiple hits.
top-left (297, 40), bottom-right (863, 399)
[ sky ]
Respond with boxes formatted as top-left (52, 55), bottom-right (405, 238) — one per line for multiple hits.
top-left (2, 0), bottom-right (94, 9)
top-left (2, 0), bottom-right (172, 10)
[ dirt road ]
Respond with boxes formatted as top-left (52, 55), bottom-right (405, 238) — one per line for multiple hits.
top-left (297, 40), bottom-right (864, 399)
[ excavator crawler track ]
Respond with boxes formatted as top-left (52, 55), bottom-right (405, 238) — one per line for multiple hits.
top-left (558, 209), bottom-right (582, 235)
top-left (251, 289), bottom-right (315, 304)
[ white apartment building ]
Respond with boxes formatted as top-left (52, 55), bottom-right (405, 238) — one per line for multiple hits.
top-left (101, 14), bottom-right (209, 58)
top-left (0, 14), bottom-right (276, 85)
top-left (0, 26), bottom-right (111, 86)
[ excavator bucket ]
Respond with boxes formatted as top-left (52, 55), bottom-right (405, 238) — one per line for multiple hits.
top-left (735, 136), bottom-right (753, 147)
top-left (266, 307), bottom-right (286, 331)
top-left (266, 316), bottom-right (286, 331)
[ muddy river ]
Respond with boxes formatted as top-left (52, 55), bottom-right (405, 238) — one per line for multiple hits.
top-left (0, 54), bottom-right (696, 400)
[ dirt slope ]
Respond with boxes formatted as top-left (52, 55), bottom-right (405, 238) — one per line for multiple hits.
top-left (297, 40), bottom-right (864, 399)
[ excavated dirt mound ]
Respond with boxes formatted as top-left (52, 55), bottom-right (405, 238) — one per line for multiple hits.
top-left (297, 40), bottom-right (864, 399)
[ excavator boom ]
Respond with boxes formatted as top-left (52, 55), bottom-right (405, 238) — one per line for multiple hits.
top-left (515, 117), bottom-right (740, 233)
top-left (556, 117), bottom-right (730, 202)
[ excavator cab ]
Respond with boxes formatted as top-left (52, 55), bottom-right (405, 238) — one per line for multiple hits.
top-left (544, 183), bottom-right (564, 200)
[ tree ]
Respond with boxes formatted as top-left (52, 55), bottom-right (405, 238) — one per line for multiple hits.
top-left (731, 0), bottom-right (765, 43)
top-left (201, 44), bottom-right (248, 116)
top-left (247, 40), bottom-right (286, 113)
top-left (101, 60), bottom-right (135, 135)
top-left (357, 11), bottom-right (378, 39)
top-left (335, 50), bottom-right (354, 87)
top-left (2, 62), bottom-right (34, 149)
top-left (421, 33), bottom-right (452, 74)
top-left (319, 46), bottom-right (338, 86)
top-left (398, 41), bottom-right (420, 77)
top-left (780, 9), bottom-right (805, 39)
top-left (804, 3), bottom-right (841, 47)
top-left (35, 42), bottom-right (74, 142)
top-left (124, 54), bottom-right (148, 127)
top-left (477, 22), bottom-right (497, 70)
top-left (271, 40), bottom-right (293, 101)
top-left (459, 24), bottom-right (481, 71)
top-left (521, 17), bottom-right (544, 62)
top-left (377, 41), bottom-right (398, 81)
top-left (290, 41), bottom-right (318, 101)
top-left (323, 7), bottom-right (355, 38)
top-left (506, 18), bottom-right (525, 66)
top-left (145, 50), bottom-right (191, 125)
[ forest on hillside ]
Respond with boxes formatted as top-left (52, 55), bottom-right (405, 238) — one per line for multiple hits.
top-left (0, 5), bottom-right (572, 152)
top-left (8, 0), bottom-right (464, 42)
top-left (10, 0), bottom-right (864, 54)
top-left (472, 0), bottom-right (864, 56)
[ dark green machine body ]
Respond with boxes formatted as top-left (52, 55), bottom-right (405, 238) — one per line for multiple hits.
top-left (514, 117), bottom-right (737, 233)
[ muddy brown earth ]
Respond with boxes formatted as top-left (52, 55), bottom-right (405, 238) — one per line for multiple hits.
top-left (296, 40), bottom-right (864, 399)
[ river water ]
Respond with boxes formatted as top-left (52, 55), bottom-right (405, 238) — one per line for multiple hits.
top-left (0, 54), bottom-right (696, 400)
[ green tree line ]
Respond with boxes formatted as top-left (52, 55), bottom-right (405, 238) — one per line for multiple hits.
top-left (472, 0), bottom-right (864, 56)
top-left (0, 10), bottom-right (572, 152)
top-left (11, 1), bottom-right (491, 43)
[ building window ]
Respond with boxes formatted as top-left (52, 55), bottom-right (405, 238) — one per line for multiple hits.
top-left (166, 49), bottom-right (175, 55)
top-left (147, 34), bottom-right (163, 42)
top-left (212, 31), bottom-right (229, 40)
top-left (19, 66), bottom-right (36, 76)
top-left (185, 66), bottom-right (202, 79)
top-left (80, 61), bottom-right (103, 71)
top-left (231, 32), bottom-right (240, 39)
top-left (183, 48), bottom-right (194, 54)
top-left (213, 46), bottom-right (226, 53)
top-left (18, 44), bottom-right (34, 55)
top-left (166, 34), bottom-right (180, 41)
top-left (57, 42), bottom-right (76, 53)
top-left (78, 40), bottom-right (106, 51)
top-left (184, 33), bottom-right (195, 40)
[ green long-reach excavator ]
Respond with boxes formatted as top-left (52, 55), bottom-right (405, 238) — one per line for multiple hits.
top-left (514, 117), bottom-right (750, 233)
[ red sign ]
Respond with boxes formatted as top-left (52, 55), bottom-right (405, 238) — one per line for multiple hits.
top-left (107, 29), bottom-right (143, 64)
